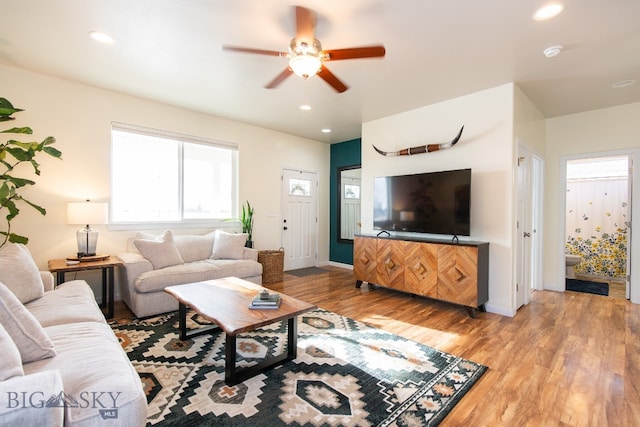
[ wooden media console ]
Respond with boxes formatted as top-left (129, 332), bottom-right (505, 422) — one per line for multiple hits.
top-left (354, 235), bottom-right (489, 317)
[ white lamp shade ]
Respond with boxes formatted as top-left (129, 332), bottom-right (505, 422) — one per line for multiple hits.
top-left (67, 202), bottom-right (108, 225)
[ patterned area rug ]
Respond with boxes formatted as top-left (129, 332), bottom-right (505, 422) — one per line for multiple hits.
top-left (110, 309), bottom-right (486, 426)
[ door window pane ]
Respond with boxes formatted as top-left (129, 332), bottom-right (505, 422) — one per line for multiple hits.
top-left (289, 178), bottom-right (311, 196)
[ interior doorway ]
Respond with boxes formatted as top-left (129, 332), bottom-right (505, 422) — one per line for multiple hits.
top-left (515, 142), bottom-right (544, 308)
top-left (564, 154), bottom-right (632, 299)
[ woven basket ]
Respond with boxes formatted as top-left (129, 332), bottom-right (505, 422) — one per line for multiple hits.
top-left (258, 248), bottom-right (284, 283)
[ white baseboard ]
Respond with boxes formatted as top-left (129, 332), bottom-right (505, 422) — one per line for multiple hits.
top-left (322, 261), bottom-right (353, 270)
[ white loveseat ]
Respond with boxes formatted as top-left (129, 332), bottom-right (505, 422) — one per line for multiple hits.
top-left (117, 230), bottom-right (263, 318)
top-left (0, 243), bottom-right (146, 426)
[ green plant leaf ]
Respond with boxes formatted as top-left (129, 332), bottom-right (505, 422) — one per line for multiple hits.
top-left (30, 159), bottom-right (42, 175)
top-left (2, 174), bottom-right (35, 188)
top-left (43, 145), bottom-right (62, 159)
top-left (8, 140), bottom-right (38, 150)
top-left (4, 146), bottom-right (33, 162)
top-left (0, 98), bottom-right (22, 113)
top-left (0, 97), bottom-right (61, 248)
top-left (8, 233), bottom-right (28, 244)
top-left (0, 127), bottom-right (32, 135)
top-left (3, 199), bottom-right (19, 221)
top-left (0, 182), bottom-right (9, 200)
top-left (20, 197), bottom-right (46, 215)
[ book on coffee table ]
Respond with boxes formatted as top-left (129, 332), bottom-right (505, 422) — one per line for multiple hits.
top-left (249, 292), bottom-right (281, 309)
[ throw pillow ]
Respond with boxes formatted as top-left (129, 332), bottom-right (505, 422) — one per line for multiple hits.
top-left (210, 230), bottom-right (248, 260)
top-left (0, 243), bottom-right (45, 304)
top-left (174, 232), bottom-right (216, 263)
top-left (133, 230), bottom-right (185, 269)
top-left (0, 322), bottom-right (24, 381)
top-left (0, 282), bottom-right (57, 363)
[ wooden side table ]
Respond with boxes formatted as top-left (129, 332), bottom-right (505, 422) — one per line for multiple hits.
top-left (47, 256), bottom-right (122, 319)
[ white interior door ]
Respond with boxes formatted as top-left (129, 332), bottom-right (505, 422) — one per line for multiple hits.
top-left (516, 142), bottom-right (532, 308)
top-left (281, 169), bottom-right (318, 271)
top-left (531, 155), bottom-right (545, 292)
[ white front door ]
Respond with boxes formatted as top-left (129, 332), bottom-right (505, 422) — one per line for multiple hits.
top-left (281, 169), bottom-right (318, 271)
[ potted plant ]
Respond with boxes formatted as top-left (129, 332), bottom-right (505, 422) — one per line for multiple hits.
top-left (0, 97), bottom-right (62, 247)
top-left (241, 200), bottom-right (254, 248)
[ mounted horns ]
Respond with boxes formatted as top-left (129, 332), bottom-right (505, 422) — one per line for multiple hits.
top-left (373, 126), bottom-right (464, 157)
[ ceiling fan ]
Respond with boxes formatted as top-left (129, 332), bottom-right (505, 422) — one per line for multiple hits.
top-left (223, 5), bottom-right (386, 93)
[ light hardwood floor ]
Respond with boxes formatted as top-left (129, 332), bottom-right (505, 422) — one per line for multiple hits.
top-left (114, 267), bottom-right (640, 426)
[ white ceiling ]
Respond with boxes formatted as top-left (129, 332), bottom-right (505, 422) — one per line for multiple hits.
top-left (2, 0), bottom-right (639, 143)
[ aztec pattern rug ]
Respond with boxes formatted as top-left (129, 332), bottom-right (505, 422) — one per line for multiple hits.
top-left (109, 309), bottom-right (486, 426)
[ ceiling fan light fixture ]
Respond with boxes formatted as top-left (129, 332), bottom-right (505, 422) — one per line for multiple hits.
top-left (288, 38), bottom-right (323, 78)
top-left (289, 55), bottom-right (322, 78)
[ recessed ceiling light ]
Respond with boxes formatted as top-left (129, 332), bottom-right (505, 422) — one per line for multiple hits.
top-left (321, 128), bottom-right (331, 133)
top-left (299, 105), bottom-right (312, 111)
top-left (543, 45), bottom-right (563, 58)
top-left (89, 31), bottom-right (114, 44)
top-left (612, 79), bottom-right (636, 89)
top-left (533, 3), bottom-right (564, 21)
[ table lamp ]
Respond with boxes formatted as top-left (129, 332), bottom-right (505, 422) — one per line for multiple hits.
top-left (67, 200), bottom-right (108, 257)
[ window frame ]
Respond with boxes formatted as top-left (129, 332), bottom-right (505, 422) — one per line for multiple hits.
top-left (109, 122), bottom-right (239, 231)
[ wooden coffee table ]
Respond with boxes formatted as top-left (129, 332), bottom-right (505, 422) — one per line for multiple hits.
top-left (164, 277), bottom-right (316, 385)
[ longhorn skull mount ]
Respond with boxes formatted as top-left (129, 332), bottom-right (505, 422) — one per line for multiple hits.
top-left (373, 126), bottom-right (464, 157)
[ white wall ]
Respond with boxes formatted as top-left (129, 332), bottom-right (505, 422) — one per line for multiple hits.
top-left (361, 83), bottom-right (517, 315)
top-left (544, 102), bottom-right (640, 302)
top-left (514, 85), bottom-right (546, 156)
top-left (1, 64), bottom-right (330, 283)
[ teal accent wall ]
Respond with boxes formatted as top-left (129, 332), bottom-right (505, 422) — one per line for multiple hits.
top-left (330, 138), bottom-right (361, 265)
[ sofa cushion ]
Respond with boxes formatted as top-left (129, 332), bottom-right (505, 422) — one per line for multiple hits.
top-left (0, 282), bottom-right (56, 363)
top-left (26, 280), bottom-right (106, 327)
top-left (0, 322), bottom-right (24, 381)
top-left (0, 243), bottom-right (44, 304)
top-left (174, 232), bottom-right (215, 263)
top-left (24, 322), bottom-right (147, 426)
top-left (211, 230), bottom-right (248, 260)
top-left (134, 230), bottom-right (185, 269)
top-left (134, 259), bottom-right (262, 293)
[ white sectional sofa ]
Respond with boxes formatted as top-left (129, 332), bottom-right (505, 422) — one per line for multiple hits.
top-left (0, 243), bottom-right (146, 426)
top-left (117, 229), bottom-right (263, 318)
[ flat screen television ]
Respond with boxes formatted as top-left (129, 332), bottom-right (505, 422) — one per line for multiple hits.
top-left (373, 168), bottom-right (471, 236)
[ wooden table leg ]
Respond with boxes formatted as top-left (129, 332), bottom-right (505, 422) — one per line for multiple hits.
top-left (106, 266), bottom-right (114, 319)
top-left (100, 267), bottom-right (107, 309)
